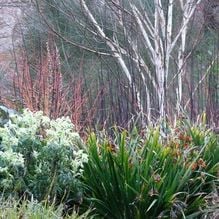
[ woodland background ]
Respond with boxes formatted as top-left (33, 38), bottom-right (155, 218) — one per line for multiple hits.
top-left (0, 0), bottom-right (218, 131)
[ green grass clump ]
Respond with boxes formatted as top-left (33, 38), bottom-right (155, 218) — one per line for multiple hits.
top-left (82, 122), bottom-right (219, 218)
top-left (0, 198), bottom-right (93, 219)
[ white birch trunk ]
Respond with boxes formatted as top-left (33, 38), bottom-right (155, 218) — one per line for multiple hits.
top-left (80, 0), bottom-right (144, 115)
top-left (176, 0), bottom-right (200, 113)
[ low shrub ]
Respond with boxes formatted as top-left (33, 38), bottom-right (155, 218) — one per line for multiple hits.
top-left (82, 122), bottom-right (219, 218)
top-left (0, 109), bottom-right (88, 205)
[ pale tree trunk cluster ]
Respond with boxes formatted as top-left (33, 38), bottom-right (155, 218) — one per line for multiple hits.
top-left (79, 0), bottom-right (202, 123)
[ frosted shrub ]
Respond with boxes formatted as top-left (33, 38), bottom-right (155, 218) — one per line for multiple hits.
top-left (0, 109), bottom-right (88, 203)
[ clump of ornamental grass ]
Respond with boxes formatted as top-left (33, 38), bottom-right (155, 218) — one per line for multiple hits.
top-left (0, 109), bottom-right (88, 206)
top-left (82, 120), bottom-right (219, 218)
top-left (0, 197), bottom-right (94, 219)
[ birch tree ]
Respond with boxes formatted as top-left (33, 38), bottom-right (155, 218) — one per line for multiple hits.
top-left (33, 0), bottom-right (204, 122)
top-left (80, 0), bottom-right (202, 118)
top-left (132, 0), bottom-right (202, 117)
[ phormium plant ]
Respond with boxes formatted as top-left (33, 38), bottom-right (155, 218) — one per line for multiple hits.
top-left (82, 123), bottom-right (219, 218)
